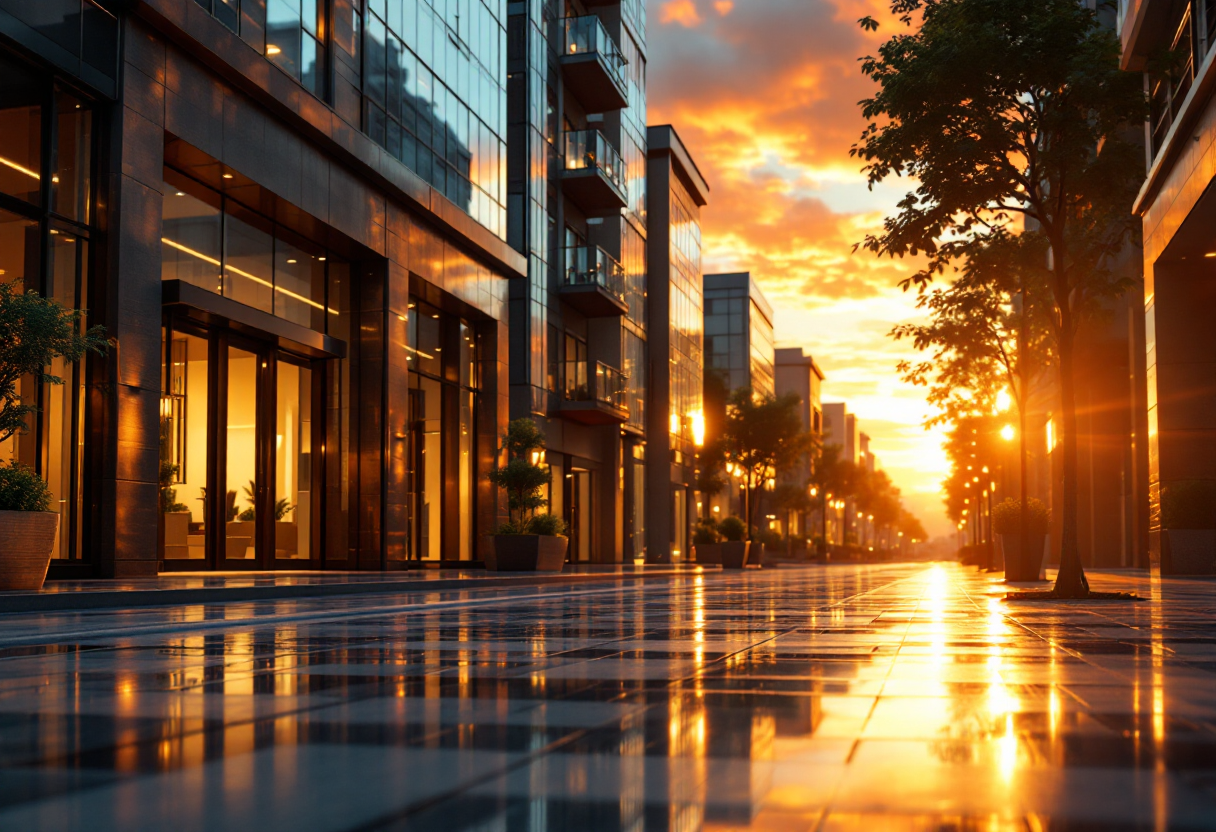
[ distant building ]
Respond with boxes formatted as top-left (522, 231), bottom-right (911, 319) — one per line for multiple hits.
top-left (823, 403), bottom-right (859, 465)
top-left (775, 347), bottom-right (825, 539)
top-left (646, 125), bottom-right (709, 563)
top-left (703, 272), bottom-right (775, 398)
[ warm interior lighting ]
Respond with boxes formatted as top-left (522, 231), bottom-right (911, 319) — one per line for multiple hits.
top-left (266, 44), bottom-right (282, 55)
top-left (222, 173), bottom-right (234, 179)
top-left (161, 237), bottom-right (337, 315)
top-left (0, 155), bottom-right (39, 180)
top-left (1046, 417), bottom-right (1056, 452)
top-left (1206, 252), bottom-right (1216, 258)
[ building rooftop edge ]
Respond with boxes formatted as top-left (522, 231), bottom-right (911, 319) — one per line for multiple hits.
top-left (647, 124), bottom-right (710, 207)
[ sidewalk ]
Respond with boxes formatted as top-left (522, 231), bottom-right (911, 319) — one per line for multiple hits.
top-left (0, 564), bottom-right (705, 614)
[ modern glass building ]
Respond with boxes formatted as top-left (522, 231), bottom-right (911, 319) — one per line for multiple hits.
top-left (0, 0), bottom-right (522, 577)
top-left (507, 0), bottom-right (648, 561)
top-left (703, 272), bottom-right (774, 399)
top-left (645, 124), bottom-right (708, 564)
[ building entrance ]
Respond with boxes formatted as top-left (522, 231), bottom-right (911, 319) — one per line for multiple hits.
top-left (160, 323), bottom-right (319, 570)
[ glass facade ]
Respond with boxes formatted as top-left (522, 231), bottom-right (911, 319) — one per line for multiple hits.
top-left (669, 172), bottom-right (702, 448)
top-left (266, 0), bottom-right (328, 98)
top-left (0, 55), bottom-right (97, 563)
top-left (749, 297), bottom-right (775, 397)
top-left (159, 174), bottom-right (353, 569)
top-left (162, 170), bottom-right (339, 333)
top-left (704, 288), bottom-right (748, 395)
top-left (407, 301), bottom-right (480, 561)
top-left (361, 0), bottom-right (507, 237)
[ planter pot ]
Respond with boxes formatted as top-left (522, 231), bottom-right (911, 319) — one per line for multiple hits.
top-left (721, 541), bottom-right (753, 569)
top-left (693, 542), bottom-right (723, 564)
top-left (1000, 533), bottom-right (1047, 582)
top-left (0, 510), bottom-right (60, 591)
top-left (1162, 529), bottom-right (1216, 576)
top-left (486, 535), bottom-right (568, 572)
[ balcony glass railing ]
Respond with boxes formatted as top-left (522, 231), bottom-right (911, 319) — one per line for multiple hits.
top-left (561, 244), bottom-right (626, 303)
top-left (563, 15), bottom-right (626, 83)
top-left (564, 130), bottom-right (626, 194)
top-left (561, 360), bottom-right (629, 413)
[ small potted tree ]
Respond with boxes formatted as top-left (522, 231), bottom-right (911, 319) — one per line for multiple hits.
top-left (692, 517), bottom-right (723, 564)
top-left (992, 497), bottom-right (1050, 582)
top-left (0, 280), bottom-right (107, 590)
top-left (718, 515), bottom-right (753, 569)
top-left (486, 418), bottom-right (568, 571)
top-left (1159, 480), bottom-right (1216, 575)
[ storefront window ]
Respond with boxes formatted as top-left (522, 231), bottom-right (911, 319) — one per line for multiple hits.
top-left (162, 171), bottom-right (341, 335)
top-left (0, 57), bottom-right (97, 564)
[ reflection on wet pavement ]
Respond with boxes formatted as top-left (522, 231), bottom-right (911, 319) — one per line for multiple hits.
top-left (0, 563), bottom-right (1214, 830)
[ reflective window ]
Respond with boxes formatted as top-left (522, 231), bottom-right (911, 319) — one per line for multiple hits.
top-left (0, 63), bottom-right (97, 564)
top-left (0, 57), bottom-right (42, 207)
top-left (161, 171), bottom-right (347, 336)
top-left (267, 0), bottom-right (328, 98)
top-left (361, 0), bottom-right (506, 238)
top-left (194, 0), bottom-right (240, 33)
top-left (407, 301), bottom-right (479, 561)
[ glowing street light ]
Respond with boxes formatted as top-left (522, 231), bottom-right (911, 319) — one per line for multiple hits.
top-left (1000, 424), bottom-right (1015, 441)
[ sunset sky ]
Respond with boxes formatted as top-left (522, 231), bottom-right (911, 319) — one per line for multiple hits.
top-left (646, 0), bottom-right (953, 538)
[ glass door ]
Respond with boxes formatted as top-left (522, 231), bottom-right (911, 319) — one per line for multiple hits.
top-left (220, 342), bottom-right (262, 566)
top-left (162, 322), bottom-right (321, 571)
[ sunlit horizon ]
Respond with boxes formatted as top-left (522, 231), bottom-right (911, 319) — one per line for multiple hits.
top-left (647, 0), bottom-right (953, 537)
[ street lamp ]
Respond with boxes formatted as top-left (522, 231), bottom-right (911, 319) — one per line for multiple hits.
top-left (1000, 424), bottom-right (1015, 441)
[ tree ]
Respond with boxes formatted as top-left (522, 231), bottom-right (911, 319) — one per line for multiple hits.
top-left (488, 418), bottom-right (559, 534)
top-left (694, 437), bottom-right (728, 522)
top-left (0, 280), bottom-right (108, 444)
top-left (770, 483), bottom-right (812, 553)
top-left (892, 232), bottom-right (1054, 574)
top-left (720, 389), bottom-right (816, 540)
top-left (809, 444), bottom-right (853, 550)
top-left (854, 0), bottom-right (1143, 597)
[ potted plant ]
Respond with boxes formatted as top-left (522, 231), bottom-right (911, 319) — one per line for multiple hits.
top-left (486, 418), bottom-right (568, 571)
top-left (1160, 480), bottom-right (1216, 575)
top-left (692, 518), bottom-right (723, 564)
top-left (0, 280), bottom-right (107, 590)
top-left (992, 497), bottom-right (1050, 582)
top-left (718, 515), bottom-right (752, 569)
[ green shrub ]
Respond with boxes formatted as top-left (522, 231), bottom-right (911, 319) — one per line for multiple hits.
top-left (991, 498), bottom-right (1050, 535)
top-left (0, 461), bottom-right (52, 512)
top-left (692, 519), bottom-right (720, 545)
top-left (527, 513), bottom-right (567, 536)
top-left (488, 419), bottom-right (556, 534)
top-left (719, 515), bottom-right (746, 542)
top-left (1160, 480), bottom-right (1216, 530)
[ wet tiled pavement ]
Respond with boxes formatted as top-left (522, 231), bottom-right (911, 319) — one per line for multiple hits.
top-left (0, 563), bottom-right (1214, 830)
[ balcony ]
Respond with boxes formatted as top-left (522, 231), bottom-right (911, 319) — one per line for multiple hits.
top-left (558, 360), bottom-right (629, 424)
top-left (561, 16), bottom-right (629, 112)
top-left (558, 244), bottom-right (628, 317)
top-left (562, 130), bottom-right (628, 214)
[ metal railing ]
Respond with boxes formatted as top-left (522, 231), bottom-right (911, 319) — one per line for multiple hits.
top-left (563, 15), bottom-right (627, 83)
top-left (560, 360), bottom-right (629, 413)
top-left (563, 130), bottom-right (626, 194)
top-left (561, 244), bottom-right (626, 303)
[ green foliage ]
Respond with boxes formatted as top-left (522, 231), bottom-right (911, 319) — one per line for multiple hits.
top-left (237, 480), bottom-right (295, 522)
top-left (0, 280), bottom-right (109, 444)
top-left (721, 389), bottom-right (817, 538)
top-left (526, 513), bottom-right (567, 536)
top-left (159, 417), bottom-right (188, 513)
top-left (719, 516), bottom-right (746, 542)
top-left (992, 498), bottom-right (1051, 536)
top-left (854, 0), bottom-right (1146, 596)
top-left (692, 518), bottom-right (720, 545)
top-left (488, 418), bottom-right (556, 533)
top-left (1160, 481), bottom-right (1216, 530)
top-left (0, 460), bottom-right (51, 512)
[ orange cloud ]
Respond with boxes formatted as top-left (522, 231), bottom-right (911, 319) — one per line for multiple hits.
top-left (659, 0), bottom-right (702, 27)
top-left (649, 0), bottom-right (953, 537)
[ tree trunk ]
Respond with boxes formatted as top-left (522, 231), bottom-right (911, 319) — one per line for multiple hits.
top-left (1053, 318), bottom-right (1090, 597)
top-left (1019, 291), bottom-right (1029, 581)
